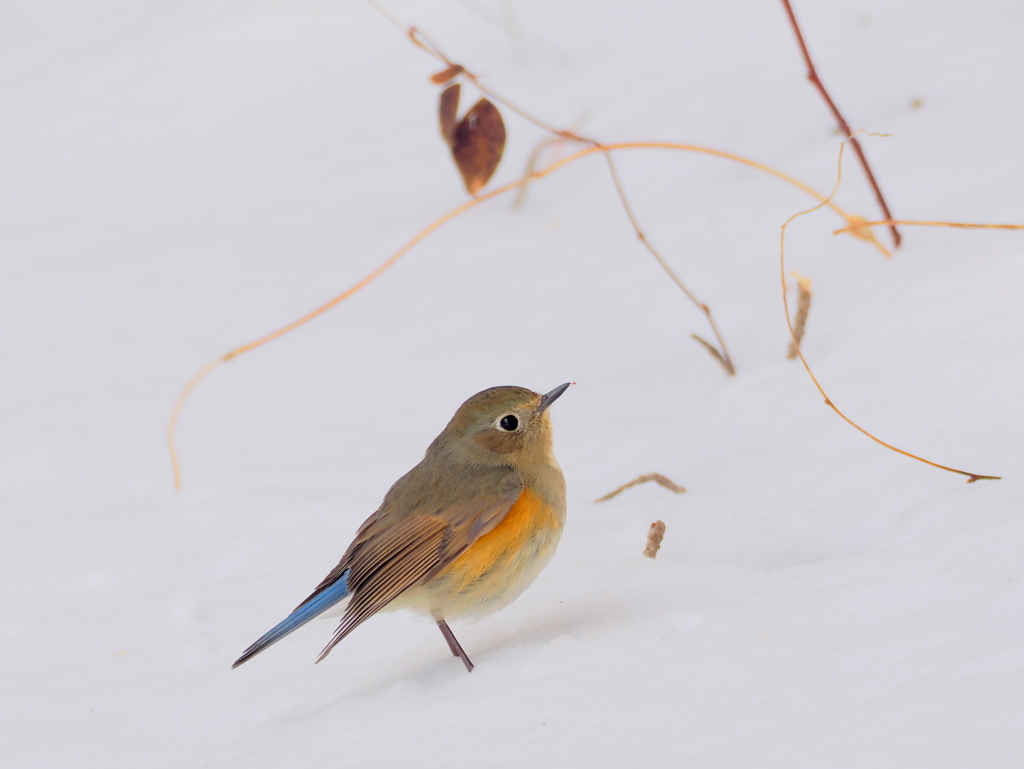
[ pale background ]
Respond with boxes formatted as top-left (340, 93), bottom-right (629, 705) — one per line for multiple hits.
top-left (2, 1), bottom-right (1022, 766)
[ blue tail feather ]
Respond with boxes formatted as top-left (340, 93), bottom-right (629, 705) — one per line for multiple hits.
top-left (232, 572), bottom-right (350, 668)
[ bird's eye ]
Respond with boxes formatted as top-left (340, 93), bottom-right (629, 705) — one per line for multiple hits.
top-left (498, 414), bottom-right (519, 432)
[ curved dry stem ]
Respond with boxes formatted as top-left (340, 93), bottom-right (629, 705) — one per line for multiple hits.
top-left (167, 183), bottom-right (523, 489)
top-left (605, 142), bottom-right (885, 255)
top-left (408, 27), bottom-right (456, 66)
top-left (512, 135), bottom-right (568, 209)
top-left (781, 143), bottom-right (1000, 483)
top-left (223, 199), bottom-right (491, 360)
top-left (168, 357), bottom-right (225, 491)
top-left (168, 141), bottom-right (860, 488)
top-left (513, 114), bottom-right (589, 209)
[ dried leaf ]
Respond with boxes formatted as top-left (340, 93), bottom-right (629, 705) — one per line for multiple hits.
top-left (844, 215), bottom-right (874, 242)
top-left (843, 214), bottom-right (890, 256)
top-left (451, 98), bottom-right (506, 195)
top-left (430, 64), bottom-right (465, 85)
top-left (689, 334), bottom-right (728, 369)
top-left (439, 84), bottom-right (460, 147)
top-left (786, 271), bottom-right (813, 360)
top-left (643, 520), bottom-right (666, 559)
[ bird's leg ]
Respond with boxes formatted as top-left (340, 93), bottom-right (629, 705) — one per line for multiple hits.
top-left (438, 622), bottom-right (460, 657)
top-left (436, 619), bottom-right (474, 672)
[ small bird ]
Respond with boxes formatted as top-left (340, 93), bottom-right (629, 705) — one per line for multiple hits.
top-left (232, 383), bottom-right (570, 672)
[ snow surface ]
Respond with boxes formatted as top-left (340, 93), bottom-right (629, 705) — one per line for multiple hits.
top-left (2, 1), bottom-right (1023, 766)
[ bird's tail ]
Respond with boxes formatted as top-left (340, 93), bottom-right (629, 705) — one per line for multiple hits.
top-left (232, 572), bottom-right (350, 668)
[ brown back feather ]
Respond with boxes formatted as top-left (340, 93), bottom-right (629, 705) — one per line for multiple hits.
top-left (311, 467), bottom-right (524, 662)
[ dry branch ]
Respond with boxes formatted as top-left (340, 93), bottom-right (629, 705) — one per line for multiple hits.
top-left (780, 0), bottom-right (901, 250)
top-left (513, 114), bottom-right (589, 209)
top-left (596, 473), bottom-right (687, 503)
top-left (166, 20), bottom-right (1014, 489)
top-left (408, 26), bottom-right (738, 374)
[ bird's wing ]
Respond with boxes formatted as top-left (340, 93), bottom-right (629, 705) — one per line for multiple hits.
top-left (314, 467), bottom-right (523, 662)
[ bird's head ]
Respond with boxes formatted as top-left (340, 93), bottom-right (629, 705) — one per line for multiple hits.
top-left (432, 383), bottom-right (570, 466)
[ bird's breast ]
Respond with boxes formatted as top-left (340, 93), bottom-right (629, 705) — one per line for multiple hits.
top-left (419, 485), bottom-right (565, 619)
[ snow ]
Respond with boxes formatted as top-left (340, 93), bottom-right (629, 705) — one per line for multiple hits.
top-left (2, 1), bottom-right (1023, 766)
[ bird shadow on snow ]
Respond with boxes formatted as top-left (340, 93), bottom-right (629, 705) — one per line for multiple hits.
top-left (294, 596), bottom-right (625, 707)
top-left (471, 595), bottom-right (626, 659)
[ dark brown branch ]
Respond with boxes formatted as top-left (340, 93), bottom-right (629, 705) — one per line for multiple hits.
top-left (780, 0), bottom-right (902, 250)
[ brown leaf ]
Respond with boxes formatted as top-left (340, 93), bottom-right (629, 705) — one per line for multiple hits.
top-left (451, 98), bottom-right (506, 195)
top-left (438, 84), bottom-right (460, 147)
top-left (643, 520), bottom-right (666, 559)
top-left (430, 64), bottom-right (465, 85)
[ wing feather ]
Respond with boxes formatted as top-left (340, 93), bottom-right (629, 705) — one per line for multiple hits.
top-left (316, 516), bottom-right (446, 662)
top-left (311, 467), bottom-right (524, 662)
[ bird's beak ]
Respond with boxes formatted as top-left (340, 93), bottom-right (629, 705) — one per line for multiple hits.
top-left (538, 382), bottom-right (571, 413)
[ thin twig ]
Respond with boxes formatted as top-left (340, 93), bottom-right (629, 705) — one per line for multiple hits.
top-left (599, 150), bottom-right (736, 375)
top-left (596, 473), bottom-right (687, 503)
top-left (780, 141), bottom-right (999, 483)
top-left (780, 0), bottom-right (902, 251)
top-left (513, 136), bottom-right (563, 209)
top-left (513, 113), bottom-right (589, 209)
top-left (835, 219), bottom-right (1024, 236)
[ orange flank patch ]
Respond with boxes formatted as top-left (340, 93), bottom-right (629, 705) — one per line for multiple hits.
top-left (437, 487), bottom-right (559, 596)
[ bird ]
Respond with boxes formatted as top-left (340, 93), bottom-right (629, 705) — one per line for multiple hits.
top-left (232, 383), bottom-right (570, 673)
